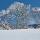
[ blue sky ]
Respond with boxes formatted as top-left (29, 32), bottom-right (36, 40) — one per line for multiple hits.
top-left (0, 0), bottom-right (40, 10)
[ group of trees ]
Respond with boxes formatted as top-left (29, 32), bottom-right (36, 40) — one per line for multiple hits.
top-left (0, 2), bottom-right (31, 29)
top-left (0, 2), bottom-right (40, 29)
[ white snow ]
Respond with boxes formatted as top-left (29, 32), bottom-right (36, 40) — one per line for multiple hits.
top-left (0, 29), bottom-right (40, 40)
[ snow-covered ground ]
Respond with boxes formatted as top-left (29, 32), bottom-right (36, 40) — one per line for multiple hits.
top-left (13, 29), bottom-right (40, 32)
top-left (0, 29), bottom-right (40, 40)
